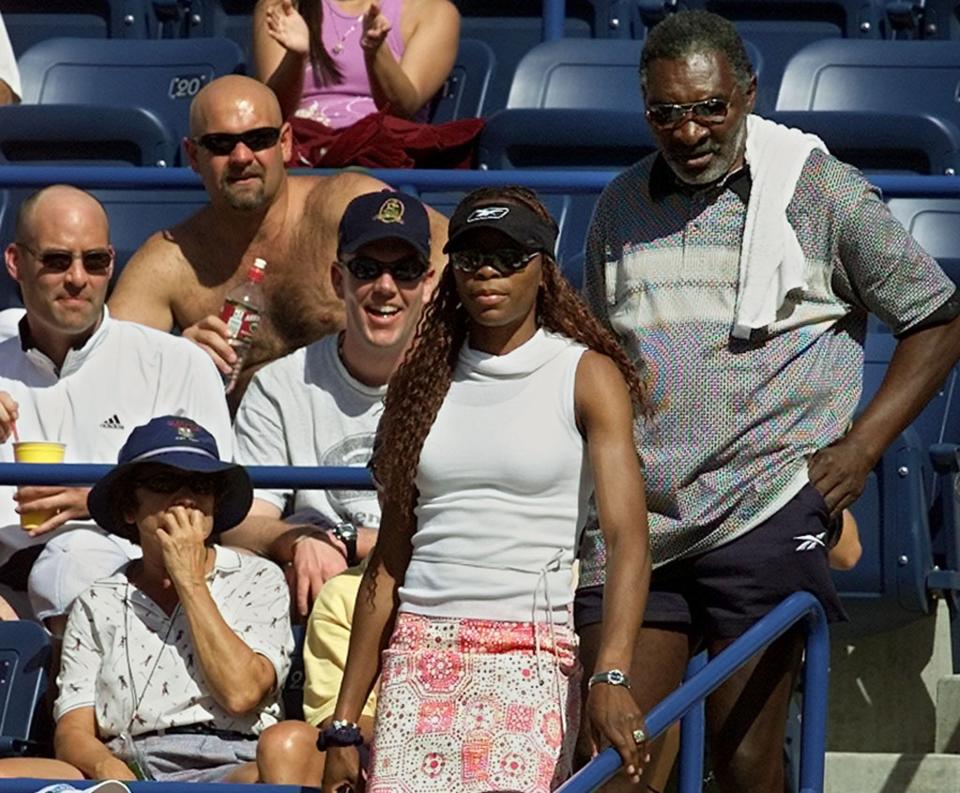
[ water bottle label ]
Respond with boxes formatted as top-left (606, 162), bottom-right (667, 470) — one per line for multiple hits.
top-left (220, 302), bottom-right (261, 342)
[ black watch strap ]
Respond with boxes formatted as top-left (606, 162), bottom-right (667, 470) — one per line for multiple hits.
top-left (332, 521), bottom-right (359, 567)
top-left (316, 719), bottom-right (363, 750)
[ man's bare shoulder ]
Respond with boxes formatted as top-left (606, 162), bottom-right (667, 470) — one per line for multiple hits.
top-left (108, 207), bottom-right (216, 331)
top-left (297, 172), bottom-right (390, 220)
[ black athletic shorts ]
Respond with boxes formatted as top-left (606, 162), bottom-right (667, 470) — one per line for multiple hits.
top-left (574, 483), bottom-right (847, 638)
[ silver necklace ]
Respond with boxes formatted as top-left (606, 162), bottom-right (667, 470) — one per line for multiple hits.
top-left (325, 0), bottom-right (364, 55)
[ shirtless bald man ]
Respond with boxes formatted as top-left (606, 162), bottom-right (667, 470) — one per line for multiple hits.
top-left (108, 75), bottom-right (447, 408)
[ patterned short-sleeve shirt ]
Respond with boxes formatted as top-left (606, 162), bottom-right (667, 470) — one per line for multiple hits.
top-left (579, 148), bottom-right (958, 584)
top-left (55, 546), bottom-right (294, 736)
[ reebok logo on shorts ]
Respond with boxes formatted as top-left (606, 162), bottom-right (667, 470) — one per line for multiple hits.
top-left (100, 414), bottom-right (124, 430)
top-left (794, 532), bottom-right (826, 552)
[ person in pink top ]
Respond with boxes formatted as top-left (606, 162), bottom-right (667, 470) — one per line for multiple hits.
top-left (253, 0), bottom-right (459, 128)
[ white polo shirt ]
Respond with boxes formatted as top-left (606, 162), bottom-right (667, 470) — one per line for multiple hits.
top-left (0, 309), bottom-right (232, 567)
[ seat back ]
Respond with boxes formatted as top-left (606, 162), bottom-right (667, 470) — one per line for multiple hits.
top-left (282, 624), bottom-right (306, 721)
top-left (0, 620), bottom-right (51, 755)
top-left (776, 39), bottom-right (960, 134)
top-left (186, 1), bottom-right (256, 63)
top-left (0, 105), bottom-right (178, 167)
top-left (428, 39), bottom-right (496, 123)
top-left (768, 110), bottom-right (960, 175)
top-left (2, 0), bottom-right (147, 57)
top-left (832, 427), bottom-right (936, 636)
top-left (18, 37), bottom-right (246, 161)
top-left (886, 197), bottom-right (960, 450)
top-left (506, 38), bottom-right (765, 112)
top-left (461, 7), bottom-right (592, 114)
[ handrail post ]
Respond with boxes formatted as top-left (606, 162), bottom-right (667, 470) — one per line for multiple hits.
top-left (542, 0), bottom-right (565, 41)
top-left (678, 651), bottom-right (707, 793)
top-left (557, 593), bottom-right (828, 793)
top-left (799, 605), bottom-right (830, 793)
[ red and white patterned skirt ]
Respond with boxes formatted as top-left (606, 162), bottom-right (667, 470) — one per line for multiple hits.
top-left (367, 612), bottom-right (581, 793)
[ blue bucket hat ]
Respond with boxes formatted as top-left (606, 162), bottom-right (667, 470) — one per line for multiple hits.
top-left (87, 415), bottom-right (252, 536)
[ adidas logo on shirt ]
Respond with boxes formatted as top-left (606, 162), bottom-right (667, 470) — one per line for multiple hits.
top-left (100, 415), bottom-right (124, 430)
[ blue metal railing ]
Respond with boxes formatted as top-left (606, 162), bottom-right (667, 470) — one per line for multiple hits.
top-left (0, 463), bottom-right (373, 489)
top-left (0, 165), bottom-right (959, 197)
top-left (558, 592), bottom-right (830, 793)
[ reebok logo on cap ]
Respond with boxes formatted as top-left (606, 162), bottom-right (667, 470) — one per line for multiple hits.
top-left (467, 206), bottom-right (510, 223)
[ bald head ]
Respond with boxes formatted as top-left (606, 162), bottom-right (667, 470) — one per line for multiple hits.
top-left (190, 75), bottom-right (283, 137)
top-left (15, 185), bottom-right (109, 245)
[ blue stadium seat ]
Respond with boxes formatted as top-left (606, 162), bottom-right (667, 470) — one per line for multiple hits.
top-left (0, 106), bottom-right (178, 167)
top-left (505, 38), bottom-right (766, 112)
top-left (282, 624), bottom-right (306, 721)
top-left (18, 37), bottom-right (246, 164)
top-left (458, 5), bottom-right (593, 114)
top-left (0, 620), bottom-right (51, 757)
top-left (185, 1), bottom-right (256, 63)
top-left (478, 108), bottom-right (960, 175)
top-left (776, 39), bottom-right (960, 135)
top-left (427, 39), bottom-right (496, 123)
top-left (732, 21), bottom-right (842, 113)
top-left (478, 109), bottom-right (657, 170)
top-left (769, 110), bottom-right (960, 175)
top-left (888, 197), bottom-right (960, 280)
top-left (2, 0), bottom-right (148, 57)
top-left (832, 228), bottom-right (960, 668)
top-left (704, 0), bottom-right (881, 38)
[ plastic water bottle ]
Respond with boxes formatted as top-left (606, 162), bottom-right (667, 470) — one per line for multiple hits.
top-left (219, 257), bottom-right (267, 394)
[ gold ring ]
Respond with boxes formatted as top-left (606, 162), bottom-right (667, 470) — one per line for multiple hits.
top-left (632, 727), bottom-right (646, 744)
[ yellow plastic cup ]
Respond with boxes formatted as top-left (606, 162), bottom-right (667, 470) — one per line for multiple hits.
top-left (14, 441), bottom-right (66, 530)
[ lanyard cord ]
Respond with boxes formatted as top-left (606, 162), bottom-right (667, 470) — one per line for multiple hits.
top-left (123, 581), bottom-right (180, 735)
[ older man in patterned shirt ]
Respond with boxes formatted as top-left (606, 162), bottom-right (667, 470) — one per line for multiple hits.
top-left (574, 10), bottom-right (960, 793)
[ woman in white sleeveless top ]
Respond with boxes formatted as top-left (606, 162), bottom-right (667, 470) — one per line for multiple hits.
top-left (321, 187), bottom-right (652, 793)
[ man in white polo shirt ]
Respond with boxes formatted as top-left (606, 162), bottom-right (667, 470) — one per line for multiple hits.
top-left (0, 185), bottom-right (230, 634)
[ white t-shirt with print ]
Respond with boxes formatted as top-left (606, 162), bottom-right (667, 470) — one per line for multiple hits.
top-left (233, 334), bottom-right (384, 530)
top-left (55, 546), bottom-right (294, 736)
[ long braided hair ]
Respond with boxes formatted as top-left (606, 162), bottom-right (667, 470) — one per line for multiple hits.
top-left (370, 186), bottom-right (650, 537)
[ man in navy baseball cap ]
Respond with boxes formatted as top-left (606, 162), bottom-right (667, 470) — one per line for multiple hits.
top-left (231, 190), bottom-right (436, 618)
top-left (337, 190), bottom-right (431, 263)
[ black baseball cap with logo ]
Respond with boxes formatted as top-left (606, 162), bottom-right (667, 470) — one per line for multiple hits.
top-left (337, 190), bottom-right (431, 261)
top-left (443, 197), bottom-right (558, 254)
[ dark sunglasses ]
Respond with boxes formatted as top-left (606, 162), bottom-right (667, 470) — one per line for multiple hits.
top-left (343, 254), bottom-right (429, 282)
top-left (195, 126), bottom-right (282, 156)
top-left (450, 249), bottom-right (539, 276)
top-left (645, 98), bottom-right (731, 129)
top-left (18, 243), bottom-right (112, 275)
top-left (135, 471), bottom-right (223, 496)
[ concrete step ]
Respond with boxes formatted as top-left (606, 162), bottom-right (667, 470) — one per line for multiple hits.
top-left (825, 752), bottom-right (960, 792)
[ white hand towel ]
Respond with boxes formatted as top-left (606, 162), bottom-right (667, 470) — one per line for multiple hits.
top-left (732, 114), bottom-right (828, 339)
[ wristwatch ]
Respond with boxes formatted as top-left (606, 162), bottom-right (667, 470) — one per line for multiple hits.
top-left (330, 521), bottom-right (359, 567)
top-left (316, 719), bottom-right (364, 750)
top-left (587, 668), bottom-right (632, 690)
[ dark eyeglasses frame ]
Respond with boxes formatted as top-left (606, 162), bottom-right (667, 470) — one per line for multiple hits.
top-left (342, 254), bottom-right (429, 282)
top-left (194, 126), bottom-right (282, 156)
top-left (450, 249), bottom-right (540, 276)
top-left (135, 471), bottom-right (224, 496)
top-left (645, 98), bottom-right (732, 129)
top-left (17, 243), bottom-right (113, 275)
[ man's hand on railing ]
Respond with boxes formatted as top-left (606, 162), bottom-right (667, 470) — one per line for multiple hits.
top-left (585, 683), bottom-right (648, 785)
